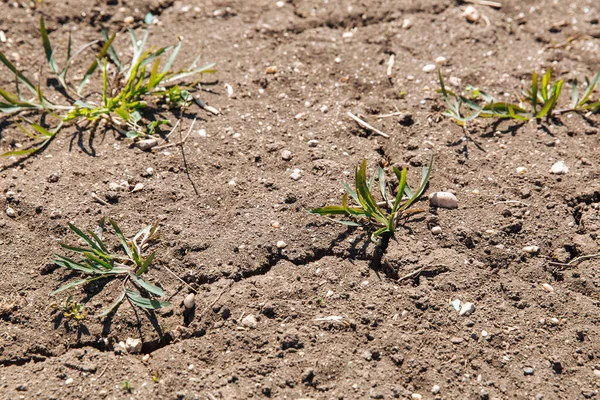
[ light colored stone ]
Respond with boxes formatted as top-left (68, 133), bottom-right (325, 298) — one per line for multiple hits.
top-left (422, 64), bottom-right (436, 73)
top-left (462, 5), bottom-right (479, 22)
top-left (432, 385), bottom-right (440, 394)
top-left (431, 226), bottom-right (442, 235)
top-left (184, 293), bottom-right (195, 309)
top-left (65, 378), bottom-right (74, 385)
top-left (459, 302), bottom-right (475, 316)
top-left (136, 138), bottom-right (158, 151)
top-left (307, 139), bottom-right (319, 147)
top-left (541, 283), bottom-right (554, 293)
top-left (5, 207), bottom-right (16, 218)
top-left (435, 56), bottom-right (447, 65)
top-left (281, 150), bottom-right (292, 160)
top-left (516, 167), bottom-right (527, 175)
top-left (276, 240), bottom-right (287, 249)
top-left (523, 245), bottom-right (539, 254)
top-left (429, 192), bottom-right (458, 209)
top-left (550, 161), bottom-right (568, 174)
top-left (124, 338), bottom-right (142, 354)
top-left (242, 314), bottom-right (258, 328)
top-left (401, 19), bottom-right (412, 29)
top-left (131, 183), bottom-right (144, 193)
top-left (290, 169), bottom-right (301, 181)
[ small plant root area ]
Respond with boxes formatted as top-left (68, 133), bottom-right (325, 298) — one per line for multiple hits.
top-left (2, 0), bottom-right (600, 398)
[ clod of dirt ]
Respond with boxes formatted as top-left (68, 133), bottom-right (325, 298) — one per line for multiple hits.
top-left (429, 192), bottom-right (458, 209)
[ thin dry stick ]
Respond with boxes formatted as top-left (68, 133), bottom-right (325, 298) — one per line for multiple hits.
top-left (155, 119), bottom-right (181, 146)
top-left (464, 0), bottom-right (502, 8)
top-left (548, 253), bottom-right (600, 267)
top-left (347, 111), bottom-right (390, 138)
top-left (377, 112), bottom-right (403, 119)
top-left (386, 54), bottom-right (395, 84)
top-left (492, 200), bottom-right (530, 206)
top-left (152, 118), bottom-right (196, 151)
top-left (160, 264), bottom-right (197, 294)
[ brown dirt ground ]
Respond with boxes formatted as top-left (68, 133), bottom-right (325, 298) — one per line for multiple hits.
top-left (1, 0), bottom-right (600, 399)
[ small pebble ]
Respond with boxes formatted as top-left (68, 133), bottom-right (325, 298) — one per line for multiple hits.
top-left (5, 207), bottom-right (16, 218)
top-left (435, 56), bottom-right (447, 65)
top-left (125, 338), bottom-right (142, 354)
top-left (432, 385), bottom-right (440, 394)
top-left (320, 105), bottom-right (329, 113)
top-left (593, 370), bottom-right (600, 377)
top-left (429, 192), bottom-right (458, 209)
top-left (276, 240), bottom-right (287, 249)
top-left (184, 293), bottom-right (195, 309)
top-left (136, 138), bottom-right (158, 151)
top-left (541, 283), bottom-right (554, 293)
top-left (411, 394), bottom-right (422, 400)
top-left (271, 221), bottom-right (281, 228)
top-left (0, 30), bottom-right (6, 43)
top-left (307, 139), bottom-right (319, 147)
top-left (463, 5), bottom-right (479, 22)
top-left (131, 183), bottom-right (144, 193)
top-left (516, 167), bottom-right (527, 175)
top-left (401, 19), bottom-right (413, 29)
top-left (459, 302), bottom-right (475, 316)
top-left (550, 161), bottom-right (568, 174)
top-left (142, 354), bottom-right (150, 362)
top-left (422, 64), bottom-right (436, 73)
top-left (124, 16), bottom-right (135, 24)
top-left (275, 1), bottom-right (284, 7)
top-left (481, 330), bottom-right (488, 337)
top-left (281, 150), bottom-right (292, 160)
top-left (144, 167), bottom-right (154, 177)
top-left (47, 173), bottom-right (60, 183)
top-left (65, 378), bottom-right (74, 385)
top-left (290, 169), bottom-right (301, 181)
top-left (523, 245), bottom-right (539, 254)
top-left (431, 226), bottom-right (442, 235)
top-left (523, 367), bottom-right (535, 376)
top-left (266, 66), bottom-right (278, 74)
top-left (198, 129), bottom-right (207, 138)
top-left (241, 314), bottom-right (258, 328)
top-left (450, 337), bottom-right (464, 344)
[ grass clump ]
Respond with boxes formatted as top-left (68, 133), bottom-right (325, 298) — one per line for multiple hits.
top-left (438, 68), bottom-right (599, 127)
top-left (51, 218), bottom-right (169, 317)
top-left (310, 158), bottom-right (433, 241)
top-left (0, 16), bottom-right (215, 157)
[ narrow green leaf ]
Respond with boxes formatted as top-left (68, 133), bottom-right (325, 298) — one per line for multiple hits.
top-left (578, 70), bottom-right (600, 107)
top-left (310, 205), bottom-right (352, 215)
top-left (77, 33), bottom-right (115, 95)
top-left (355, 160), bottom-right (386, 223)
top-left (100, 289), bottom-right (126, 317)
top-left (101, 26), bottom-right (123, 72)
top-left (68, 223), bottom-right (105, 255)
top-left (51, 278), bottom-right (90, 295)
top-left (53, 255), bottom-right (95, 274)
top-left (571, 80), bottom-right (579, 109)
top-left (0, 51), bottom-right (38, 95)
top-left (541, 68), bottom-right (551, 102)
top-left (129, 273), bottom-right (164, 296)
top-left (109, 219), bottom-right (134, 259)
top-left (391, 166), bottom-right (408, 214)
top-left (370, 226), bottom-right (390, 241)
top-left (136, 252), bottom-right (154, 276)
top-left (40, 16), bottom-right (58, 73)
top-left (531, 71), bottom-right (538, 116)
top-left (321, 216), bottom-right (362, 227)
top-left (126, 289), bottom-right (170, 310)
top-left (162, 40), bottom-right (181, 74)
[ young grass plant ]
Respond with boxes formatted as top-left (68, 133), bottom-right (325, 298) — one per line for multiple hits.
top-left (51, 218), bottom-right (170, 317)
top-left (438, 68), bottom-right (599, 126)
top-left (310, 158), bottom-right (433, 241)
top-left (0, 16), bottom-right (216, 157)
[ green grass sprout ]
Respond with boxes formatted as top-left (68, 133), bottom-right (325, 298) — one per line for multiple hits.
top-left (50, 295), bottom-right (88, 322)
top-left (0, 16), bottom-right (216, 157)
top-left (51, 218), bottom-right (170, 317)
top-left (310, 158), bottom-right (433, 241)
top-left (570, 70), bottom-right (600, 111)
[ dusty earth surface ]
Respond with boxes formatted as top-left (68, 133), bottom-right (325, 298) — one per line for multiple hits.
top-left (1, 0), bottom-right (600, 399)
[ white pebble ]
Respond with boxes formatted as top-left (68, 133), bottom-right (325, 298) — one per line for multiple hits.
top-left (0, 31), bottom-right (6, 43)
top-left (307, 139), bottom-right (319, 147)
top-left (334, 57), bottom-right (341, 63)
top-left (541, 283), bottom-right (554, 293)
top-left (65, 378), bottom-right (74, 385)
top-left (516, 167), bottom-right (527, 175)
top-left (462, 5), bottom-right (479, 22)
top-left (5, 207), bottom-right (16, 218)
top-left (459, 302), bottom-right (475, 316)
top-left (142, 354), bottom-right (150, 362)
top-left (276, 240), bottom-right (287, 249)
top-left (145, 167), bottom-right (154, 176)
top-left (124, 16), bottom-right (135, 24)
top-left (401, 19), bottom-right (412, 29)
top-left (125, 337), bottom-right (142, 354)
top-left (481, 330), bottom-right (488, 337)
top-left (198, 129), bottom-right (207, 138)
top-left (411, 394), bottom-right (422, 400)
top-left (241, 314), bottom-right (258, 328)
top-left (320, 105), bottom-right (329, 113)
top-left (131, 183), bottom-right (144, 193)
top-left (422, 64), bottom-right (436, 73)
top-left (275, 1), bottom-right (284, 7)
top-left (431, 226), bottom-right (442, 235)
top-left (228, 180), bottom-right (236, 186)
top-left (271, 221), bottom-right (281, 228)
top-left (281, 150), bottom-right (292, 160)
top-left (523, 245), bottom-right (539, 254)
top-left (429, 192), bottom-right (458, 209)
top-left (432, 385), bottom-right (440, 394)
top-left (184, 293), bottom-right (196, 309)
top-left (594, 370), bottom-right (600, 377)
top-left (550, 161), bottom-right (568, 174)
top-left (290, 169), bottom-right (301, 181)
top-left (435, 56), bottom-right (447, 65)
top-left (136, 138), bottom-right (158, 151)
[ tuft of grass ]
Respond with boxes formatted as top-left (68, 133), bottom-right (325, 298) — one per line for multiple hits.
top-left (438, 68), bottom-right (599, 126)
top-left (51, 218), bottom-right (170, 317)
top-left (123, 380), bottom-right (133, 393)
top-left (310, 158), bottom-right (433, 241)
top-left (0, 16), bottom-right (216, 157)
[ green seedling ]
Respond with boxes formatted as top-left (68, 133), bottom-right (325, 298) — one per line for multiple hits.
top-left (123, 380), bottom-right (133, 393)
top-left (51, 218), bottom-right (170, 317)
top-left (0, 16), bottom-right (216, 157)
top-left (521, 68), bottom-right (564, 119)
top-left (571, 70), bottom-right (600, 111)
top-left (310, 158), bottom-right (433, 241)
top-left (50, 295), bottom-right (88, 321)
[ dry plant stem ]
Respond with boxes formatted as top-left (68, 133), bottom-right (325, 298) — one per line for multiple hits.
top-left (386, 54), bottom-right (394, 84)
top-left (347, 111), bottom-right (390, 138)
top-left (376, 112), bottom-right (403, 119)
top-left (548, 253), bottom-right (600, 267)
top-left (155, 119), bottom-right (181, 146)
top-left (152, 118), bottom-right (196, 151)
top-left (464, 0), bottom-right (502, 8)
top-left (160, 264), bottom-right (197, 294)
top-left (90, 192), bottom-right (109, 206)
top-left (492, 200), bottom-right (530, 206)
